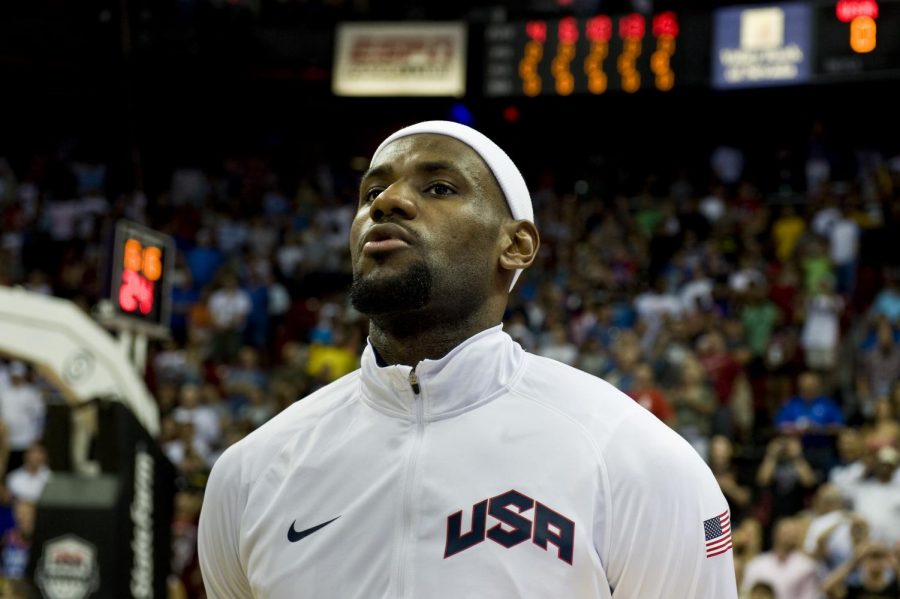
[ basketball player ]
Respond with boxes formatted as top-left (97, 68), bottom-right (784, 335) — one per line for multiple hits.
top-left (198, 121), bottom-right (738, 597)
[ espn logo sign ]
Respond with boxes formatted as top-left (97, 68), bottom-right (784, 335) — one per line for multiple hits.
top-left (333, 22), bottom-right (467, 97)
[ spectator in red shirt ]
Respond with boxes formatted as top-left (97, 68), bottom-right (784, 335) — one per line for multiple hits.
top-left (627, 363), bottom-right (675, 425)
top-left (697, 330), bottom-right (744, 435)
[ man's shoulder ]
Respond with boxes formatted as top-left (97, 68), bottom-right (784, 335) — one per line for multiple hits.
top-left (213, 369), bottom-right (361, 474)
top-left (517, 352), bottom-right (634, 411)
top-left (514, 353), bottom-right (691, 461)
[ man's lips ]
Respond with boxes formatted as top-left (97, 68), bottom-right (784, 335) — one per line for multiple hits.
top-left (364, 238), bottom-right (409, 253)
top-left (361, 224), bottom-right (414, 255)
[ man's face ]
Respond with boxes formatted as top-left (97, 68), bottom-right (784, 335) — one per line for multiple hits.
top-left (349, 134), bottom-right (507, 318)
top-left (799, 373), bottom-right (818, 399)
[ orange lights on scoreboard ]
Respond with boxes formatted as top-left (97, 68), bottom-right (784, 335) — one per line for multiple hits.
top-left (119, 239), bottom-right (161, 316)
top-left (836, 0), bottom-right (879, 53)
top-left (109, 220), bottom-right (173, 333)
top-left (651, 12), bottom-right (678, 91)
top-left (617, 13), bottom-right (645, 93)
top-left (552, 17), bottom-right (578, 95)
top-left (585, 16), bottom-right (612, 94)
top-left (519, 21), bottom-right (546, 96)
top-left (493, 11), bottom-right (684, 98)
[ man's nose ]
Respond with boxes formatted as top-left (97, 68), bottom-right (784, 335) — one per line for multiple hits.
top-left (369, 183), bottom-right (418, 220)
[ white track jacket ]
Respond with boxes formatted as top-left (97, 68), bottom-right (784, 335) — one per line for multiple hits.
top-left (199, 326), bottom-right (738, 598)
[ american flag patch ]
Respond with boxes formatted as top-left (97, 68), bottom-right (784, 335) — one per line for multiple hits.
top-left (703, 510), bottom-right (732, 558)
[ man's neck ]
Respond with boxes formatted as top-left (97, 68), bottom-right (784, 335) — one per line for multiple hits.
top-left (368, 310), bottom-right (500, 366)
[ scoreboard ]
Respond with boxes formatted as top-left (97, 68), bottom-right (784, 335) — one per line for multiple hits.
top-left (814, 0), bottom-right (900, 81)
top-left (483, 1), bottom-right (900, 97)
top-left (109, 220), bottom-right (174, 336)
top-left (484, 12), bottom-right (708, 97)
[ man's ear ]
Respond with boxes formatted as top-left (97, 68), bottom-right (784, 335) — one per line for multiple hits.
top-left (498, 220), bottom-right (540, 272)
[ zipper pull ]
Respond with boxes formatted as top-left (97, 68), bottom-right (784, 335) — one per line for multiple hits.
top-left (408, 368), bottom-right (420, 395)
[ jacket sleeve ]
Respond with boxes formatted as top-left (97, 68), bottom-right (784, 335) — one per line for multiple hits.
top-left (601, 412), bottom-right (738, 598)
top-left (198, 446), bottom-right (254, 599)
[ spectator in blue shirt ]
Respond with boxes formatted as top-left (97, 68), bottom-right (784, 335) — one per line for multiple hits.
top-left (870, 272), bottom-right (900, 324)
top-left (775, 371), bottom-right (845, 474)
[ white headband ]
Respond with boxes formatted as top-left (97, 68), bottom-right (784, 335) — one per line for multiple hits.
top-left (371, 120), bottom-right (534, 291)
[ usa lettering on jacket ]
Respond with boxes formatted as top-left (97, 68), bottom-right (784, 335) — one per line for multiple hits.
top-left (444, 490), bottom-right (575, 564)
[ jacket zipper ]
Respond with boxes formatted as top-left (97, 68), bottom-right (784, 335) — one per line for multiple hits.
top-left (409, 368), bottom-right (421, 395)
top-left (393, 367), bottom-right (424, 598)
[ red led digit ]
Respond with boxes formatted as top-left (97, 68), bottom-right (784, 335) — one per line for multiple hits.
top-left (619, 13), bottom-right (646, 40)
top-left (836, 0), bottom-right (879, 22)
top-left (118, 269), bottom-right (156, 315)
top-left (586, 15), bottom-right (612, 42)
top-left (137, 276), bottom-right (155, 314)
top-left (652, 11), bottom-right (679, 37)
top-left (558, 16), bottom-right (579, 44)
top-left (526, 21), bottom-right (547, 43)
top-left (119, 270), bottom-right (139, 312)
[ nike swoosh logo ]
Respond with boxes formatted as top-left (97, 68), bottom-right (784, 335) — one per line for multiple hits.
top-left (287, 516), bottom-right (341, 543)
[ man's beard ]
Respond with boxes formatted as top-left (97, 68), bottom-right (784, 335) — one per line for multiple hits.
top-left (350, 261), bottom-right (433, 316)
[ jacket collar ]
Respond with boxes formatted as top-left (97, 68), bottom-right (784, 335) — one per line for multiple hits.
top-left (359, 325), bottom-right (525, 420)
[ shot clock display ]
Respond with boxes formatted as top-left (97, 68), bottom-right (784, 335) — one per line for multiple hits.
top-left (815, 0), bottom-right (900, 81)
top-left (109, 221), bottom-right (174, 333)
top-left (484, 11), bottom-right (706, 97)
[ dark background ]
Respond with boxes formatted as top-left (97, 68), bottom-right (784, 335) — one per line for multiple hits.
top-left (1, 0), bottom-right (898, 199)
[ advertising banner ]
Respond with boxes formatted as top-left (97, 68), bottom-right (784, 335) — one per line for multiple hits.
top-left (333, 22), bottom-right (467, 96)
top-left (712, 3), bottom-right (813, 88)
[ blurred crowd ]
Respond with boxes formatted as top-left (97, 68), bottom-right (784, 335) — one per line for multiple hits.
top-left (0, 120), bottom-right (899, 598)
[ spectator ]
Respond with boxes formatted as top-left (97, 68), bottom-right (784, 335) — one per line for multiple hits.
top-left (0, 363), bottom-right (45, 473)
top-left (171, 492), bottom-right (203, 596)
top-left (822, 541), bottom-right (899, 599)
top-left (863, 398), bottom-right (900, 448)
top-left (756, 436), bottom-right (818, 525)
top-left (207, 273), bottom-right (252, 363)
top-left (604, 331), bottom-right (641, 392)
top-left (772, 205), bottom-right (806, 264)
top-left (697, 331), bottom-right (743, 435)
top-left (633, 277), bottom-right (682, 351)
top-left (270, 342), bottom-right (311, 396)
top-left (800, 279), bottom-right (844, 373)
top-left (185, 228), bottom-right (225, 290)
top-left (306, 326), bottom-right (359, 385)
top-left (741, 517), bottom-right (822, 599)
top-left (741, 284), bottom-right (781, 365)
top-left (0, 500), bottom-right (34, 580)
top-left (800, 238), bottom-right (834, 296)
top-left (774, 372), bottom-right (844, 473)
top-left (626, 363), bottom-right (675, 425)
top-left (671, 358), bottom-right (716, 458)
top-left (711, 144), bottom-right (745, 187)
top-left (536, 322), bottom-right (578, 366)
top-left (220, 346), bottom-right (267, 416)
top-left (235, 386), bottom-right (275, 430)
top-left (709, 435), bottom-right (753, 524)
top-left (829, 205), bottom-right (860, 297)
top-left (829, 429), bottom-right (868, 497)
top-left (733, 517), bottom-right (764, 589)
top-left (169, 264), bottom-right (202, 344)
top-left (803, 484), bottom-right (855, 572)
top-left (172, 384), bottom-right (222, 454)
top-left (748, 581), bottom-right (776, 599)
top-left (845, 446), bottom-right (900, 546)
top-left (5, 445), bottom-right (49, 503)
top-left (855, 319), bottom-right (900, 419)
top-left (869, 273), bottom-right (900, 324)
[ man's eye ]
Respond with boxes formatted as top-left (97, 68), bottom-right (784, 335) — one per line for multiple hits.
top-left (363, 188), bottom-right (383, 203)
top-left (427, 183), bottom-right (454, 196)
